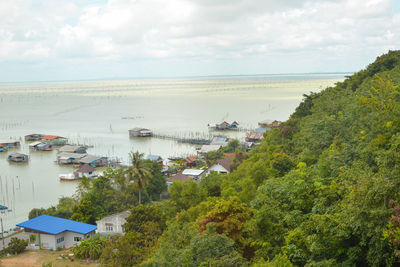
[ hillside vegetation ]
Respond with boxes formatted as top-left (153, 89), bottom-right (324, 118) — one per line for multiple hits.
top-left (30, 50), bottom-right (400, 266)
top-left (141, 50), bottom-right (400, 266)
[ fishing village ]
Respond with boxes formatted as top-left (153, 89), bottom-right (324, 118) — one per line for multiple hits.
top-left (0, 118), bottom-right (281, 247)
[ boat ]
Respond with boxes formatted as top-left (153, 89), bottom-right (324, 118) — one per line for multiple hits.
top-left (59, 173), bottom-right (79, 181)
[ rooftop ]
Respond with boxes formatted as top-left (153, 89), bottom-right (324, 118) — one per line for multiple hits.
top-left (17, 215), bottom-right (97, 235)
top-left (167, 172), bottom-right (191, 183)
top-left (182, 169), bottom-right (204, 176)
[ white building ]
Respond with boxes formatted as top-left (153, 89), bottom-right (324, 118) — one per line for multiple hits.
top-left (96, 211), bottom-right (131, 235)
top-left (17, 215), bottom-right (97, 250)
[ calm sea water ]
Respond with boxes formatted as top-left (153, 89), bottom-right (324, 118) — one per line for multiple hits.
top-left (0, 74), bottom-right (347, 230)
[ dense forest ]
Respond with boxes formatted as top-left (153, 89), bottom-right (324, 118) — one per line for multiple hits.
top-left (31, 50), bottom-right (400, 266)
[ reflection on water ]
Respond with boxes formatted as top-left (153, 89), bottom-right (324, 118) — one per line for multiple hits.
top-left (0, 74), bottom-right (347, 230)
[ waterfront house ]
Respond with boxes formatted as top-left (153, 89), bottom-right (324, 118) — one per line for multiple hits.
top-left (58, 145), bottom-right (87, 154)
top-left (79, 154), bottom-right (108, 167)
top-left (246, 131), bottom-right (264, 142)
top-left (184, 156), bottom-right (198, 167)
top-left (0, 144), bottom-right (7, 152)
top-left (198, 144), bottom-right (221, 154)
top-left (0, 140), bottom-right (20, 148)
top-left (57, 152), bottom-right (87, 164)
top-left (42, 135), bottom-right (68, 146)
top-left (167, 172), bottom-right (191, 187)
top-left (258, 120), bottom-right (281, 128)
top-left (146, 155), bottom-right (163, 164)
top-left (75, 164), bottom-right (96, 179)
top-left (209, 121), bottom-right (239, 130)
top-left (17, 215), bottom-right (97, 250)
top-left (129, 128), bottom-right (153, 137)
top-left (204, 156), bottom-right (233, 176)
top-left (29, 141), bottom-right (52, 151)
top-left (96, 211), bottom-right (131, 235)
top-left (231, 121), bottom-right (239, 128)
top-left (8, 153), bottom-right (29, 163)
top-left (210, 136), bottom-right (229, 147)
top-left (25, 134), bottom-right (45, 142)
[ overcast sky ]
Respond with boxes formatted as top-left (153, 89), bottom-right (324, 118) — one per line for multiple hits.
top-left (1, 0), bottom-right (399, 82)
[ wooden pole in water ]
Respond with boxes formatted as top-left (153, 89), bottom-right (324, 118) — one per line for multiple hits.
top-left (1, 217), bottom-right (4, 248)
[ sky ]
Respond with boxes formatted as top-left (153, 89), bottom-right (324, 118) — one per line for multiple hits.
top-left (0, 0), bottom-right (399, 82)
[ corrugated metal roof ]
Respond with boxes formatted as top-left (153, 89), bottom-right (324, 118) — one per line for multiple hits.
top-left (79, 154), bottom-right (102, 164)
top-left (42, 135), bottom-right (61, 140)
top-left (182, 169), bottom-right (204, 176)
top-left (17, 215), bottom-right (97, 235)
top-left (146, 155), bottom-right (163, 162)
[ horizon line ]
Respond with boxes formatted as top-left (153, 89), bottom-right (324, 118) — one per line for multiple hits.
top-left (0, 71), bottom-right (354, 84)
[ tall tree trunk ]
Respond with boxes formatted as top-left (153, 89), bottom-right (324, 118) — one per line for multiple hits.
top-left (139, 190), bottom-right (142, 205)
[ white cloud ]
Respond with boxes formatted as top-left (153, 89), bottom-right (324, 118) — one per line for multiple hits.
top-left (0, 0), bottom-right (398, 81)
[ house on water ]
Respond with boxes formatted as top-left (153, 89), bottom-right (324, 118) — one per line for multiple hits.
top-left (42, 135), bottom-right (68, 146)
top-left (57, 152), bottom-right (87, 164)
top-left (208, 121), bottom-right (239, 130)
top-left (29, 142), bottom-right (53, 151)
top-left (146, 155), bottom-right (163, 164)
top-left (0, 144), bottom-right (7, 152)
top-left (79, 155), bottom-right (108, 167)
top-left (58, 145), bottom-right (87, 154)
top-left (129, 128), bottom-right (153, 137)
top-left (8, 153), bottom-right (29, 163)
top-left (17, 215), bottom-right (97, 250)
top-left (0, 140), bottom-right (20, 148)
top-left (96, 211), bottom-right (131, 235)
top-left (258, 120), bottom-right (281, 128)
top-left (246, 131), bottom-right (264, 142)
top-left (25, 134), bottom-right (45, 142)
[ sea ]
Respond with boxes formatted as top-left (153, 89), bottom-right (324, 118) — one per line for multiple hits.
top-left (0, 73), bottom-right (347, 230)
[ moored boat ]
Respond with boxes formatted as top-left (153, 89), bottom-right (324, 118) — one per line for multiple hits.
top-left (59, 173), bottom-right (78, 181)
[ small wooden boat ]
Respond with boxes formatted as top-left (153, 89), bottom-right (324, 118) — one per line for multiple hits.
top-left (59, 173), bottom-right (78, 181)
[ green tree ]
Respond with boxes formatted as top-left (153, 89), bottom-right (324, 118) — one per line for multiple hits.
top-left (126, 151), bottom-right (152, 204)
top-left (72, 234), bottom-right (106, 260)
top-left (6, 238), bottom-right (28, 255)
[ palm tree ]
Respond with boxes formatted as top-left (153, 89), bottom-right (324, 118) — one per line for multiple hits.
top-left (125, 151), bottom-right (152, 204)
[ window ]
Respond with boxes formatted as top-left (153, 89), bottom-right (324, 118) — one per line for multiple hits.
top-left (105, 223), bottom-right (114, 232)
top-left (74, 237), bottom-right (81, 242)
top-left (56, 236), bottom-right (64, 243)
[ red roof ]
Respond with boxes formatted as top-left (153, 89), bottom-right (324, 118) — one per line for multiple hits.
top-left (185, 156), bottom-right (197, 164)
top-left (42, 135), bottom-right (60, 140)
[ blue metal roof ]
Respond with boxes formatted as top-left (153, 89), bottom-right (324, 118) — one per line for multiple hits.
top-left (17, 215), bottom-right (97, 235)
top-left (146, 155), bottom-right (162, 161)
top-left (0, 204), bottom-right (7, 210)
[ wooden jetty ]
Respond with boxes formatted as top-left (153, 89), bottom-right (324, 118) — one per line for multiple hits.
top-left (152, 132), bottom-right (212, 145)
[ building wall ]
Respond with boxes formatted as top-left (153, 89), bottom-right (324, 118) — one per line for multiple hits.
top-left (40, 233), bottom-right (56, 250)
top-left (97, 216), bottom-right (128, 235)
top-left (63, 232), bottom-right (86, 248)
top-left (39, 231), bottom-right (89, 250)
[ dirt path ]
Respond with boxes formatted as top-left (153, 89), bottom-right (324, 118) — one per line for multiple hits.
top-left (0, 250), bottom-right (98, 267)
top-left (0, 250), bottom-right (42, 267)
